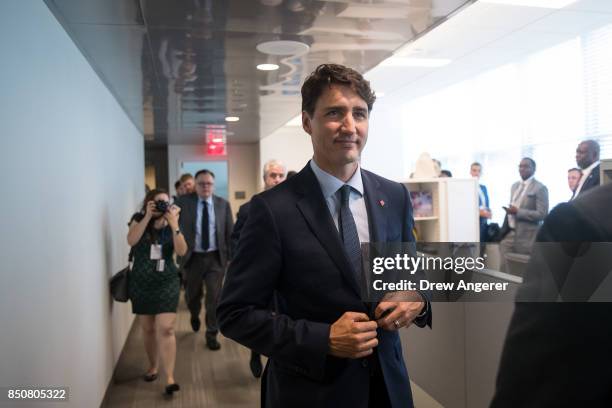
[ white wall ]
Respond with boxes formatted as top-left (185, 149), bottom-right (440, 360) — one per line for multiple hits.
top-left (168, 143), bottom-right (259, 213)
top-left (260, 126), bottom-right (313, 183)
top-left (362, 97), bottom-right (410, 181)
top-left (0, 2), bottom-right (143, 407)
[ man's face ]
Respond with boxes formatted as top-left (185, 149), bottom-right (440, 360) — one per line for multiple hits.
top-left (195, 173), bottom-right (215, 199)
top-left (568, 170), bottom-right (581, 191)
top-left (470, 165), bottom-right (481, 179)
top-left (518, 159), bottom-right (534, 180)
top-left (182, 178), bottom-right (195, 194)
top-left (302, 84), bottom-right (369, 169)
top-left (575, 142), bottom-right (596, 169)
top-left (263, 165), bottom-right (286, 190)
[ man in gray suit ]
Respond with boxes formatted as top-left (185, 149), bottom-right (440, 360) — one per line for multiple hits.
top-left (500, 158), bottom-right (549, 271)
top-left (176, 169), bottom-right (234, 350)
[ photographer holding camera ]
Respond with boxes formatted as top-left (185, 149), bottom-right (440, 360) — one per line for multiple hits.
top-left (126, 188), bottom-right (187, 396)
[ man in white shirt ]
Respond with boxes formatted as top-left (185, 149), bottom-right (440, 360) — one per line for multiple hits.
top-left (572, 139), bottom-right (601, 198)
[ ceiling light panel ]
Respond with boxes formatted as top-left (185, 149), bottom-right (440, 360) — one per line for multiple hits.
top-left (380, 57), bottom-right (452, 67)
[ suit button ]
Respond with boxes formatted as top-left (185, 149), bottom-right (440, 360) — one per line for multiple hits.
top-left (361, 359), bottom-right (368, 368)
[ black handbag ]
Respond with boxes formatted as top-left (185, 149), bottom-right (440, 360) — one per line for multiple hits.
top-left (110, 248), bottom-right (134, 302)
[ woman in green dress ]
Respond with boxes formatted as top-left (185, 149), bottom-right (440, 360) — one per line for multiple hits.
top-left (127, 189), bottom-right (187, 396)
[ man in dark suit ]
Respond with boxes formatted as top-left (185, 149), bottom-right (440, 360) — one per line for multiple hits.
top-left (572, 139), bottom-right (600, 198)
top-left (218, 64), bottom-right (431, 408)
top-left (176, 169), bottom-right (233, 350)
top-left (230, 159), bottom-right (287, 378)
top-left (492, 183), bottom-right (612, 407)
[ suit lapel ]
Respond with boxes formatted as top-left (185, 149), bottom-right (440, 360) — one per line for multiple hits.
top-left (213, 196), bottom-right (221, 237)
top-left (362, 170), bottom-right (388, 244)
top-left (187, 194), bottom-right (199, 242)
top-left (295, 165), bottom-right (362, 297)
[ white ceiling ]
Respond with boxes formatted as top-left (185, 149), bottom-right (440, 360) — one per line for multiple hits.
top-left (363, 0), bottom-right (612, 105)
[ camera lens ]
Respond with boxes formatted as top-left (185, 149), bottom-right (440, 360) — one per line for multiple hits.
top-left (155, 200), bottom-right (169, 212)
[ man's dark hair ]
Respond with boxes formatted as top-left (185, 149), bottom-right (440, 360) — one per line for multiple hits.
top-left (174, 180), bottom-right (181, 189)
top-left (441, 170), bottom-right (453, 177)
top-left (471, 162), bottom-right (482, 168)
top-left (195, 169), bottom-right (215, 179)
top-left (301, 64), bottom-right (376, 116)
top-left (522, 157), bottom-right (536, 170)
top-left (179, 173), bottom-right (194, 183)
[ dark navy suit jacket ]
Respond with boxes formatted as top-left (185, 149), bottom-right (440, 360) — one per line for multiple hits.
top-left (230, 201), bottom-right (251, 259)
top-left (575, 163), bottom-right (600, 197)
top-left (217, 163), bottom-right (431, 408)
top-left (492, 183), bottom-right (612, 407)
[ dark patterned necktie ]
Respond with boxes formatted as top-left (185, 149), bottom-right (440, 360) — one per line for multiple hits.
top-left (201, 200), bottom-right (210, 250)
top-left (338, 185), bottom-right (361, 284)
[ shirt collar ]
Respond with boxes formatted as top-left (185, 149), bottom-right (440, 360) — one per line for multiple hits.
top-left (198, 195), bottom-right (213, 205)
top-left (583, 160), bottom-right (600, 173)
top-left (310, 159), bottom-right (364, 199)
top-left (520, 176), bottom-right (534, 185)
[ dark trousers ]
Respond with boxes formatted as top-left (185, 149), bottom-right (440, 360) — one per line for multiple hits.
top-left (366, 350), bottom-right (392, 407)
top-left (184, 251), bottom-right (224, 337)
top-left (368, 372), bottom-right (392, 408)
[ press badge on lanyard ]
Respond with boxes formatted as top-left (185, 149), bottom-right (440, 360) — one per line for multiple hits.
top-left (150, 244), bottom-right (165, 272)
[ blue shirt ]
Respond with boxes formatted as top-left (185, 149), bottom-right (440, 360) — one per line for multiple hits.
top-left (309, 159), bottom-right (370, 243)
top-left (195, 196), bottom-right (217, 252)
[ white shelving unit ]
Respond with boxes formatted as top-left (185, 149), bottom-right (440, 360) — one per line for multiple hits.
top-left (403, 178), bottom-right (479, 242)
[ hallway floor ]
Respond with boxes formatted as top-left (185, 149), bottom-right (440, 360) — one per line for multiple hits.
top-left (102, 295), bottom-right (261, 407)
top-left (102, 293), bottom-right (442, 408)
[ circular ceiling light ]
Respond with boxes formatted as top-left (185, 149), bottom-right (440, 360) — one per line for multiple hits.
top-left (257, 63), bottom-right (280, 71)
top-left (256, 40), bottom-right (310, 56)
top-left (225, 116), bottom-right (240, 122)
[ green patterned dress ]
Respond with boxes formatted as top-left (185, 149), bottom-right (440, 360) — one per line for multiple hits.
top-left (128, 213), bottom-right (180, 315)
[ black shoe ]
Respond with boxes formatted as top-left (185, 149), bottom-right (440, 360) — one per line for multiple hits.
top-left (164, 383), bottom-right (180, 396)
top-left (143, 373), bottom-right (158, 382)
top-left (250, 354), bottom-right (263, 378)
top-left (190, 316), bottom-right (201, 332)
top-left (206, 336), bottom-right (221, 351)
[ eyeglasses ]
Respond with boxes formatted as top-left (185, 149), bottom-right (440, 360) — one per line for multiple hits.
top-left (197, 182), bottom-right (214, 187)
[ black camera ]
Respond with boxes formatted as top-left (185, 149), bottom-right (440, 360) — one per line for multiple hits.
top-left (154, 200), bottom-right (170, 213)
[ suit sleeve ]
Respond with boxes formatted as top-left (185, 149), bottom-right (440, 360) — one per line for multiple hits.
top-left (217, 195), bottom-right (330, 380)
top-left (224, 200), bottom-right (234, 260)
top-left (516, 184), bottom-right (549, 223)
top-left (230, 205), bottom-right (247, 261)
top-left (492, 204), bottom-right (610, 407)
